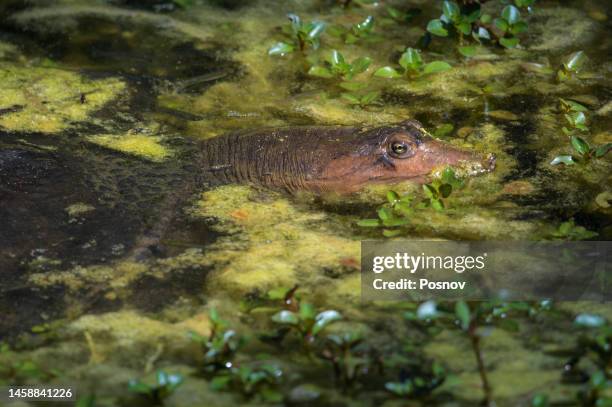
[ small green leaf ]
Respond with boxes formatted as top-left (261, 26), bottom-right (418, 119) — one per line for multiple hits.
top-left (566, 111), bottom-right (587, 127)
top-left (500, 36), bottom-right (519, 48)
top-left (595, 143), bottom-right (612, 158)
top-left (299, 303), bottom-right (316, 320)
top-left (382, 229), bottom-right (403, 237)
top-left (431, 199), bottom-right (444, 211)
top-left (571, 136), bottom-right (590, 156)
top-left (312, 310), bottom-right (342, 335)
top-left (564, 50), bottom-right (586, 73)
top-left (475, 26), bottom-right (491, 40)
top-left (423, 184), bottom-right (437, 199)
top-left (308, 66), bottom-right (333, 78)
top-left (374, 66), bottom-right (401, 78)
top-left (395, 201), bottom-right (412, 216)
top-left (351, 56), bottom-right (372, 74)
top-left (382, 217), bottom-right (410, 227)
top-left (387, 6), bottom-right (402, 20)
top-left (442, 1), bottom-right (461, 22)
top-left (480, 13), bottom-right (492, 24)
top-left (466, 9), bottom-right (481, 23)
top-left (267, 287), bottom-right (290, 300)
top-left (399, 48), bottom-right (423, 71)
top-left (510, 21), bottom-right (528, 35)
top-left (355, 16), bottom-right (374, 33)
top-left (456, 21), bottom-right (471, 35)
top-left (427, 19), bottom-right (448, 37)
top-left (378, 207), bottom-right (393, 221)
top-left (357, 219), bottom-right (381, 227)
top-left (423, 61), bottom-right (452, 74)
top-left (330, 49), bottom-right (345, 66)
top-left (458, 46), bottom-right (477, 57)
top-left (560, 98), bottom-right (588, 112)
top-left (441, 167), bottom-right (464, 188)
top-left (493, 18), bottom-right (509, 33)
top-left (361, 91), bottom-right (380, 104)
top-left (268, 42), bottom-right (294, 55)
top-left (339, 81), bottom-right (366, 91)
top-left (341, 93), bottom-right (361, 104)
top-left (455, 301), bottom-right (471, 330)
top-left (271, 310), bottom-right (299, 325)
top-left (439, 183), bottom-right (453, 198)
top-left (550, 155), bottom-right (575, 166)
top-left (502, 5), bottom-right (521, 25)
top-left (307, 21), bottom-right (326, 39)
top-left (287, 13), bottom-right (302, 33)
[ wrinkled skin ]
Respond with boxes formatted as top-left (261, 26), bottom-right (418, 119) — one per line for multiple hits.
top-left (200, 120), bottom-right (495, 193)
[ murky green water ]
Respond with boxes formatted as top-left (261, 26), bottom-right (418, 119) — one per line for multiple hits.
top-left (0, 0), bottom-right (610, 406)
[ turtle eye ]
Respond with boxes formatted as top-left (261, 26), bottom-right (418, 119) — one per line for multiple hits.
top-left (391, 142), bottom-right (408, 155)
top-left (389, 141), bottom-right (413, 158)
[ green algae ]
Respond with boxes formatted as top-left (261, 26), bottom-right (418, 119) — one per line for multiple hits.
top-left (188, 185), bottom-right (360, 298)
top-left (0, 63), bottom-right (125, 134)
top-left (65, 203), bottom-right (95, 218)
top-left (86, 133), bottom-right (172, 162)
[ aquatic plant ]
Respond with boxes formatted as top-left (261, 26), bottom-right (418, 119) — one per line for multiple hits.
top-left (327, 15), bottom-right (375, 44)
top-left (271, 302), bottom-right (343, 350)
top-left (374, 47), bottom-right (451, 79)
top-left (552, 316), bottom-right (612, 405)
top-left (404, 300), bottom-right (533, 406)
top-left (557, 51), bottom-right (587, 81)
top-left (357, 190), bottom-right (413, 237)
top-left (420, 167), bottom-right (464, 211)
top-left (189, 308), bottom-right (245, 373)
top-left (308, 50), bottom-right (371, 81)
top-left (492, 5), bottom-right (528, 48)
top-left (425, 1), bottom-right (532, 49)
top-left (268, 14), bottom-right (326, 55)
top-left (210, 363), bottom-right (283, 402)
top-left (358, 168), bottom-right (464, 236)
top-left (551, 137), bottom-right (612, 166)
top-left (551, 99), bottom-right (611, 166)
top-left (127, 371), bottom-right (183, 405)
top-left (318, 331), bottom-right (373, 390)
top-left (549, 219), bottom-right (598, 241)
top-left (340, 90), bottom-right (381, 108)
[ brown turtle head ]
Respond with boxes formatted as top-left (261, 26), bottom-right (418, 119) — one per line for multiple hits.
top-left (316, 120), bottom-right (495, 192)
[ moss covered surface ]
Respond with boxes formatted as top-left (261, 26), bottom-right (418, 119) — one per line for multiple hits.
top-left (0, 64), bottom-right (125, 133)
